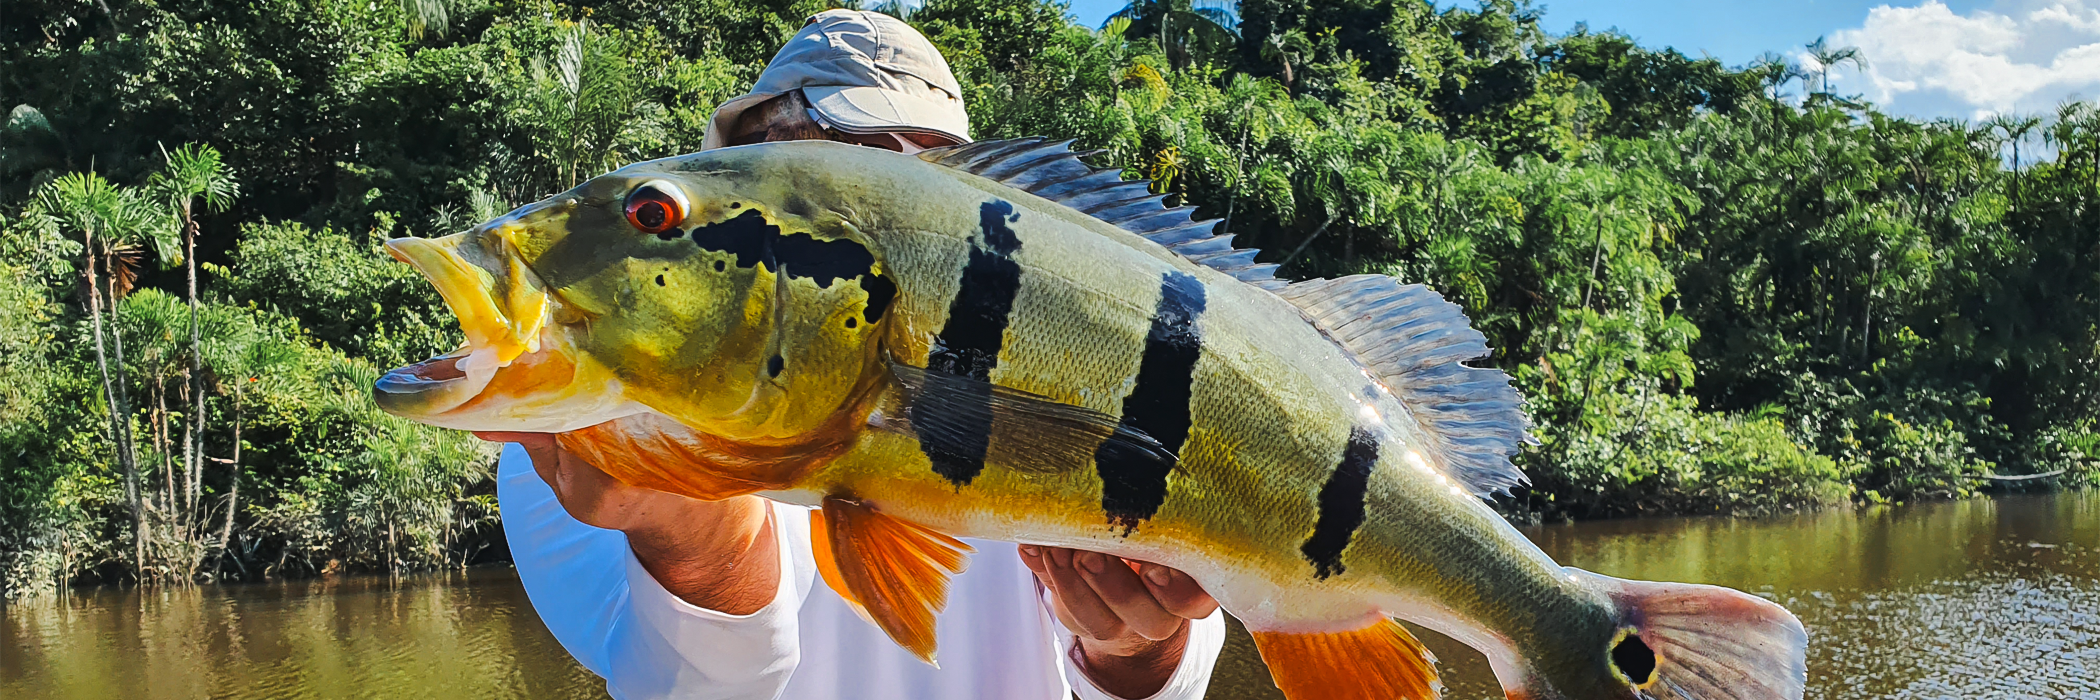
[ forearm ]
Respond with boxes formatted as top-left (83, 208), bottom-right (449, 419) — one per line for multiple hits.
top-left (624, 495), bottom-right (779, 615)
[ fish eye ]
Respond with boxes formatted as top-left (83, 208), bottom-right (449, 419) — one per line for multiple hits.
top-left (624, 180), bottom-right (688, 235)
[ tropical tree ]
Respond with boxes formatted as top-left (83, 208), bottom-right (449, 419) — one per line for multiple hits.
top-left (1260, 28), bottom-right (1310, 90)
top-left (1104, 0), bottom-right (1239, 69)
top-left (398, 0), bottom-right (466, 38)
top-left (146, 143), bottom-right (238, 533)
top-left (1748, 52), bottom-right (1808, 100)
top-left (25, 172), bottom-right (175, 576)
top-left (198, 306), bottom-right (300, 572)
top-left (1987, 113), bottom-right (2044, 206)
top-left (521, 20), bottom-right (648, 195)
top-left (1802, 36), bottom-right (1865, 98)
top-left (115, 289), bottom-right (205, 572)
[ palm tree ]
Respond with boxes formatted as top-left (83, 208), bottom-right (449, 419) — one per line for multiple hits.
top-left (1803, 37), bottom-right (1865, 98)
top-left (148, 143), bottom-right (238, 527)
top-left (200, 309), bottom-right (299, 575)
top-left (528, 20), bottom-right (643, 193)
top-left (1217, 74), bottom-right (1290, 233)
top-left (1260, 29), bottom-right (1310, 90)
top-left (397, 0), bottom-right (474, 38)
top-left (1988, 113), bottom-right (2045, 212)
top-left (117, 288), bottom-right (202, 570)
top-left (1104, 0), bottom-right (1239, 69)
top-left (28, 173), bottom-right (175, 576)
top-left (1749, 52), bottom-right (1808, 101)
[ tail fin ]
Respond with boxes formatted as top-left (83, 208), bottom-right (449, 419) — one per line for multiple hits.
top-left (1570, 569), bottom-right (1807, 700)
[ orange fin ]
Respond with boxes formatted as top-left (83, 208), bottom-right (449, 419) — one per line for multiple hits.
top-left (557, 413), bottom-right (847, 501)
top-left (808, 495), bottom-right (973, 665)
top-left (1248, 619), bottom-right (1441, 700)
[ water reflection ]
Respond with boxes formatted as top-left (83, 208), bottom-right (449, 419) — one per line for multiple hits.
top-left (1, 570), bottom-right (604, 699)
top-left (4, 493), bottom-right (2094, 699)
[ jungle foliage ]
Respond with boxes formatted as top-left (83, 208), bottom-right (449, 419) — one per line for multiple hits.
top-left (2, 0), bottom-right (2096, 597)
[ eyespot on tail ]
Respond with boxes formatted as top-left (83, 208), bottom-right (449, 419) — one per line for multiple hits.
top-left (1570, 568), bottom-right (1808, 700)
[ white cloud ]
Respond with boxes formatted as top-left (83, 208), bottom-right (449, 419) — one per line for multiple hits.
top-left (1818, 0), bottom-right (2100, 119)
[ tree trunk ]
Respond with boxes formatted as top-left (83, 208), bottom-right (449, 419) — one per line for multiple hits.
top-left (155, 382), bottom-right (176, 529)
top-left (83, 231), bottom-right (145, 578)
top-left (1861, 254), bottom-right (1876, 366)
top-left (216, 402), bottom-right (243, 576)
top-left (1280, 211), bottom-right (1342, 266)
top-left (1580, 205), bottom-right (1607, 310)
top-left (1220, 124), bottom-right (1251, 235)
top-left (184, 208), bottom-right (205, 531)
top-left (104, 255), bottom-right (146, 577)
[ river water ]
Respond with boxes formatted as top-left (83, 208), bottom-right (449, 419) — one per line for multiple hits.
top-left (4, 492), bottom-right (2095, 699)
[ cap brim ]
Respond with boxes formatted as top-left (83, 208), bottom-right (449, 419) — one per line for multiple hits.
top-left (804, 85), bottom-right (970, 145)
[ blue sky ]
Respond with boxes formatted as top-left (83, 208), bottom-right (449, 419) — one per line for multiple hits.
top-left (1059, 0), bottom-right (2100, 121)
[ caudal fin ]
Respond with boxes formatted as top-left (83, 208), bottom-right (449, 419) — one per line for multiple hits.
top-left (1570, 569), bottom-right (1807, 700)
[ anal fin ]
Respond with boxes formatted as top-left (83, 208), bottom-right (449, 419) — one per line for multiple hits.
top-left (1248, 618), bottom-right (1442, 700)
top-left (808, 495), bottom-right (974, 665)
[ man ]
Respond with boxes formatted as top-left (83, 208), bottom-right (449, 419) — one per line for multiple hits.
top-left (482, 10), bottom-right (1227, 700)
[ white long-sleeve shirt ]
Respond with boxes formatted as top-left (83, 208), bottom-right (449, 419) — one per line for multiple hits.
top-left (496, 443), bottom-right (1226, 700)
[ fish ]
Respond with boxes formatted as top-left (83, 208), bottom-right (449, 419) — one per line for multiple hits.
top-left (374, 138), bottom-right (1808, 700)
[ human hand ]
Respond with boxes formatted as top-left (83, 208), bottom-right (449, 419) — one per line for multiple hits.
top-left (1018, 546), bottom-right (1218, 698)
top-left (476, 432), bottom-right (778, 614)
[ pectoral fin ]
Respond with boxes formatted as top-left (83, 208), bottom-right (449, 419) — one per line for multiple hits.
top-left (1247, 618), bottom-right (1442, 700)
top-left (557, 413), bottom-right (850, 501)
top-left (808, 495), bottom-right (973, 665)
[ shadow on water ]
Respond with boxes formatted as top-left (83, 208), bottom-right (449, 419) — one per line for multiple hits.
top-left (4, 492), bottom-right (2094, 699)
top-left (1209, 491), bottom-right (2100, 699)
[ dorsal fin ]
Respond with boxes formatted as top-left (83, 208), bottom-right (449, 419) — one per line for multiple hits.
top-left (922, 138), bottom-right (1285, 290)
top-left (1276, 275), bottom-right (1536, 497)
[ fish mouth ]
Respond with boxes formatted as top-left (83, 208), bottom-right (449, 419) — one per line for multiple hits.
top-left (374, 232), bottom-right (551, 419)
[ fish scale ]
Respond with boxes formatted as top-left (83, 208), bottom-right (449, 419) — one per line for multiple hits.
top-left (376, 138), bottom-right (1812, 700)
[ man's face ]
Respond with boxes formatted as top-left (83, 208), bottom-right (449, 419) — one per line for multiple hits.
top-left (724, 91), bottom-right (956, 153)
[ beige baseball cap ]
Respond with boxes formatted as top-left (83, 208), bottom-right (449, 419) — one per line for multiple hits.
top-left (701, 10), bottom-right (972, 150)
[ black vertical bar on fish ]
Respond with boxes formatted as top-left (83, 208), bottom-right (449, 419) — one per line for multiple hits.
top-left (915, 201), bottom-right (1025, 486)
top-left (1301, 425), bottom-right (1381, 580)
top-left (1098, 270), bottom-right (1206, 532)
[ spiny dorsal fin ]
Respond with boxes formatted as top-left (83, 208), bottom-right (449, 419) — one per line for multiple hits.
top-left (1276, 275), bottom-right (1536, 497)
top-left (922, 138), bottom-right (1285, 290)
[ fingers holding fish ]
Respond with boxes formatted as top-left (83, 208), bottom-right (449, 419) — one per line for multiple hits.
top-left (1134, 563), bottom-right (1218, 622)
top-left (1074, 551), bottom-right (1184, 641)
top-left (476, 430), bottom-right (783, 614)
top-left (477, 430), bottom-right (641, 531)
top-left (474, 431), bottom-right (688, 534)
top-left (1025, 546), bottom-right (1131, 644)
top-left (1021, 546), bottom-right (1197, 644)
top-left (477, 431), bottom-right (560, 483)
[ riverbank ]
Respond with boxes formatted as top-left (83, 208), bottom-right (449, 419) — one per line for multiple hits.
top-left (9, 491), bottom-right (2095, 699)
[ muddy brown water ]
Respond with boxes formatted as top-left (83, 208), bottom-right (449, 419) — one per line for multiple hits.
top-left (5, 492), bottom-right (2095, 699)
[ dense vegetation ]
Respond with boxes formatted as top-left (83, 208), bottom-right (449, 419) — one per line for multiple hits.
top-left (3, 0), bottom-right (2095, 598)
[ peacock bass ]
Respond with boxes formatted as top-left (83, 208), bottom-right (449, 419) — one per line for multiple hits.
top-left (373, 138), bottom-right (1808, 700)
